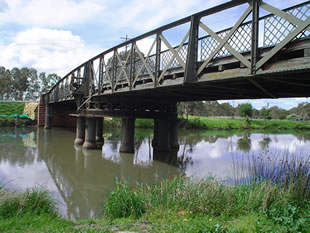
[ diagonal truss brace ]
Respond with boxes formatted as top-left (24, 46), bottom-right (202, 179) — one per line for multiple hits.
top-left (114, 49), bottom-right (131, 91)
top-left (101, 58), bottom-right (113, 91)
top-left (158, 30), bottom-right (190, 84)
top-left (256, 2), bottom-right (310, 70)
top-left (133, 38), bottom-right (156, 86)
top-left (198, 6), bottom-right (252, 76)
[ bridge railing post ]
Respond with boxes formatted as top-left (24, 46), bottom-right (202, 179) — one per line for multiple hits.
top-left (129, 42), bottom-right (135, 90)
top-left (184, 15), bottom-right (200, 84)
top-left (155, 31), bottom-right (162, 87)
top-left (250, 0), bottom-right (261, 74)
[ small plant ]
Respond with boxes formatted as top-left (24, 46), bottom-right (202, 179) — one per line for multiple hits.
top-left (0, 186), bottom-right (57, 218)
top-left (104, 181), bottom-right (145, 219)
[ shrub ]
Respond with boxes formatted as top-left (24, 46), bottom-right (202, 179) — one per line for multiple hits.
top-left (104, 181), bottom-right (145, 219)
top-left (0, 187), bottom-right (57, 218)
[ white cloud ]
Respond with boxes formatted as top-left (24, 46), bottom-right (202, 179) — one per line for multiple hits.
top-left (113, 0), bottom-right (227, 32)
top-left (0, 0), bottom-right (104, 27)
top-left (0, 28), bottom-right (102, 76)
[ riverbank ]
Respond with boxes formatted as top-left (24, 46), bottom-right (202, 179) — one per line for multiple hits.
top-left (0, 102), bottom-right (35, 127)
top-left (104, 116), bottom-right (310, 130)
top-left (1, 170), bottom-right (309, 232)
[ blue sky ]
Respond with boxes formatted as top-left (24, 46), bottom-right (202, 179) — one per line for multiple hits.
top-left (0, 0), bottom-right (309, 109)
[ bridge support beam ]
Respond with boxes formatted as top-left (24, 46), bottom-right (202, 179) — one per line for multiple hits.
top-left (44, 104), bottom-right (53, 129)
top-left (119, 117), bottom-right (135, 153)
top-left (170, 117), bottom-right (180, 150)
top-left (74, 117), bottom-right (85, 145)
top-left (156, 117), bottom-right (171, 152)
top-left (83, 118), bottom-right (97, 149)
top-left (96, 117), bottom-right (104, 145)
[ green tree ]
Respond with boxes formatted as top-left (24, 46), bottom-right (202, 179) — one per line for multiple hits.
top-left (260, 107), bottom-right (271, 120)
top-left (238, 103), bottom-right (253, 118)
top-left (25, 68), bottom-right (40, 100)
top-left (11, 67), bottom-right (29, 100)
top-left (0, 66), bottom-right (12, 100)
top-left (39, 72), bottom-right (61, 93)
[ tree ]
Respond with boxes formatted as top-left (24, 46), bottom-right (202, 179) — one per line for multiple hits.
top-left (11, 67), bottom-right (30, 100)
top-left (0, 66), bottom-right (12, 100)
top-left (238, 103), bottom-right (253, 118)
top-left (269, 106), bottom-right (288, 119)
top-left (24, 68), bottom-right (40, 100)
top-left (260, 107), bottom-right (272, 120)
top-left (39, 72), bottom-right (61, 93)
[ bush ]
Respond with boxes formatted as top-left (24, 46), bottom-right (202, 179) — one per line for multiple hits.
top-left (286, 114), bottom-right (299, 121)
top-left (0, 187), bottom-right (57, 218)
top-left (104, 181), bottom-right (145, 219)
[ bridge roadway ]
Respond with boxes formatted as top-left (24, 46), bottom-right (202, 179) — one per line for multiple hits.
top-left (41, 0), bottom-right (310, 151)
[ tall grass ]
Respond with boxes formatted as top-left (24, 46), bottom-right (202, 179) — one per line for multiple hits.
top-left (103, 154), bottom-right (310, 230)
top-left (232, 152), bottom-right (310, 201)
top-left (0, 186), bottom-right (58, 218)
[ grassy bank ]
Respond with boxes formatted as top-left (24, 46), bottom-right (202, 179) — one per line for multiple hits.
top-left (181, 116), bottom-right (310, 130)
top-left (2, 152), bottom-right (310, 232)
top-left (2, 177), bottom-right (309, 232)
top-left (103, 116), bottom-right (310, 130)
top-left (0, 102), bottom-right (34, 127)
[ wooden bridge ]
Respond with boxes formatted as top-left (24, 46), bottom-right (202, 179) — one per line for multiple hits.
top-left (40, 0), bottom-right (310, 151)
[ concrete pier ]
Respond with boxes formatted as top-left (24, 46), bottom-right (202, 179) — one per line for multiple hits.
top-left (83, 118), bottom-right (97, 149)
top-left (156, 118), bottom-right (171, 152)
top-left (96, 117), bottom-right (104, 145)
top-left (74, 117), bottom-right (85, 145)
top-left (119, 117), bottom-right (135, 153)
top-left (44, 104), bottom-right (53, 129)
top-left (152, 118), bottom-right (159, 149)
top-left (170, 118), bottom-right (180, 150)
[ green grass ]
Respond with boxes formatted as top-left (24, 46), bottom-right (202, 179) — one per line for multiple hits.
top-left (103, 115), bottom-right (310, 130)
top-left (1, 171), bottom-right (310, 232)
top-left (182, 116), bottom-right (310, 130)
top-left (0, 101), bottom-right (27, 127)
top-left (0, 102), bottom-right (25, 115)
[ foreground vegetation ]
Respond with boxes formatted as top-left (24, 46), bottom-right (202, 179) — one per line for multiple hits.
top-left (1, 151), bottom-right (310, 232)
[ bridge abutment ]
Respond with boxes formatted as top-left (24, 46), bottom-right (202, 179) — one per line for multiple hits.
top-left (119, 117), bottom-right (135, 153)
top-left (83, 118), bottom-right (97, 149)
top-left (44, 104), bottom-right (53, 129)
top-left (74, 117), bottom-right (85, 145)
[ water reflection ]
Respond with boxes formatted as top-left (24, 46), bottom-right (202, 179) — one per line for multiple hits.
top-left (0, 127), bottom-right (310, 219)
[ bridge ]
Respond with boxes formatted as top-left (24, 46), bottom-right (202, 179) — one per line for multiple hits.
top-left (39, 0), bottom-right (310, 152)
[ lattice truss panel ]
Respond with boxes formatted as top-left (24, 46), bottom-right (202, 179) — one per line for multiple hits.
top-left (200, 22), bottom-right (252, 60)
top-left (264, 3), bottom-right (310, 47)
top-left (161, 44), bottom-right (188, 69)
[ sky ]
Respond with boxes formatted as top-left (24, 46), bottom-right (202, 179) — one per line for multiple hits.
top-left (0, 0), bottom-right (309, 109)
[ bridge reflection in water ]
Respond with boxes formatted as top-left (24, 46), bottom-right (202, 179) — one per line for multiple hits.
top-left (38, 128), bottom-right (180, 219)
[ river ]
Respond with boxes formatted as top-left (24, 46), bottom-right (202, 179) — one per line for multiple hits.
top-left (0, 127), bottom-right (309, 219)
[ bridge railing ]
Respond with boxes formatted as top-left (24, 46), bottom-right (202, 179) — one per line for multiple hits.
top-left (47, 0), bottom-right (310, 104)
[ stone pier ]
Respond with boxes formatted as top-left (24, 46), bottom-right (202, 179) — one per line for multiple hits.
top-left (156, 117), bottom-right (171, 152)
top-left (119, 117), bottom-right (135, 153)
top-left (170, 117), bottom-right (180, 150)
top-left (83, 118), bottom-right (97, 149)
top-left (152, 118), bottom-right (159, 149)
top-left (74, 117), bottom-right (85, 145)
top-left (44, 104), bottom-right (53, 129)
top-left (96, 117), bottom-right (104, 145)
